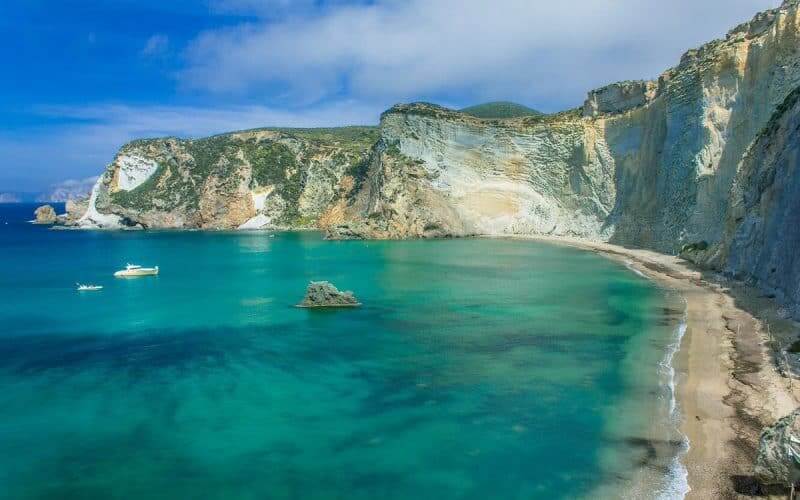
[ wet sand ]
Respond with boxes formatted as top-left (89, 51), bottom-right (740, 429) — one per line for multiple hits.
top-left (503, 235), bottom-right (799, 499)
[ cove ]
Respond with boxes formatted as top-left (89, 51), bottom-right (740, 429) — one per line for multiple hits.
top-left (0, 204), bottom-right (686, 499)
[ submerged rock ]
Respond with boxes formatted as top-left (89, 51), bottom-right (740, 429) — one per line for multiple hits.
top-left (297, 281), bottom-right (361, 308)
top-left (755, 407), bottom-right (800, 486)
top-left (33, 205), bottom-right (57, 224)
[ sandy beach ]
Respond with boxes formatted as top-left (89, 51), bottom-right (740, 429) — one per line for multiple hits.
top-left (505, 235), bottom-right (800, 499)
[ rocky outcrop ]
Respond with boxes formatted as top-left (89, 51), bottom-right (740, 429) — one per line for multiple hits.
top-left (755, 407), bottom-right (800, 486)
top-left (33, 205), bottom-right (57, 224)
top-left (297, 281), bottom-right (361, 308)
top-left (65, 197), bottom-right (89, 224)
top-left (582, 80), bottom-right (657, 117)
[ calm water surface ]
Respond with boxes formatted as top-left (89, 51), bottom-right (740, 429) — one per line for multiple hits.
top-left (0, 204), bottom-right (685, 499)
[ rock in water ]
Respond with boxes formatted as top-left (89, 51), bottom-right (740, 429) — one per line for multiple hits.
top-left (33, 205), bottom-right (57, 224)
top-left (755, 407), bottom-right (800, 486)
top-left (297, 281), bottom-right (361, 308)
top-left (65, 197), bottom-right (89, 224)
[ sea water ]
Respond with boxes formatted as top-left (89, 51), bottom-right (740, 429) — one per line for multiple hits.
top-left (0, 204), bottom-right (687, 499)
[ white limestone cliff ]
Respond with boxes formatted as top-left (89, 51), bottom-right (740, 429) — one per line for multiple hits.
top-left (115, 155), bottom-right (160, 191)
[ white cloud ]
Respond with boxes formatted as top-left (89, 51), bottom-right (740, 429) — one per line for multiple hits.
top-left (38, 101), bottom-right (381, 136)
top-left (141, 34), bottom-right (170, 56)
top-left (182, 0), bottom-right (779, 110)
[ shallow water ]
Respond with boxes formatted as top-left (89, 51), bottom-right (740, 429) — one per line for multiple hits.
top-left (0, 203), bottom-right (685, 499)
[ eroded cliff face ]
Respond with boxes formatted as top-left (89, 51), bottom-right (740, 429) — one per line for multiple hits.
top-left (77, 127), bottom-right (377, 229)
top-left (327, 106), bottom-right (616, 239)
top-left (325, 135), bottom-right (472, 239)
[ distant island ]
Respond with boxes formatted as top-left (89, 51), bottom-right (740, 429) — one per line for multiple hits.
top-left (0, 176), bottom-right (96, 203)
top-left (0, 193), bottom-right (23, 203)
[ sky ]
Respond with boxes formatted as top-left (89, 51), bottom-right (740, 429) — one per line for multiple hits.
top-left (0, 0), bottom-right (780, 193)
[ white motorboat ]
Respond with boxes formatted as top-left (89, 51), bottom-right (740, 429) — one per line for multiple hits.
top-left (76, 283), bottom-right (103, 291)
top-left (114, 263), bottom-right (159, 278)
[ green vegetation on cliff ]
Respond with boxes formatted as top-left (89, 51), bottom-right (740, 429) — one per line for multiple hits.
top-left (752, 85), bottom-right (800, 148)
top-left (242, 139), bottom-right (304, 222)
top-left (275, 126), bottom-right (378, 145)
top-left (459, 101), bottom-right (543, 119)
top-left (110, 164), bottom-right (167, 210)
top-left (109, 126), bottom-right (379, 226)
top-left (113, 135), bottom-right (249, 212)
top-left (383, 102), bottom-right (572, 128)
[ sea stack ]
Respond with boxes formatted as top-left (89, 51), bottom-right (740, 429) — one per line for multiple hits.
top-left (297, 281), bottom-right (361, 308)
top-left (33, 205), bottom-right (57, 224)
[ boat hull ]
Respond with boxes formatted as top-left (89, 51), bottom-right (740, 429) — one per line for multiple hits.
top-left (114, 268), bottom-right (158, 278)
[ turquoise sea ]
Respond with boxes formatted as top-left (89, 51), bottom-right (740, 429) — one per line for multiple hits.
top-left (0, 203), bottom-right (687, 499)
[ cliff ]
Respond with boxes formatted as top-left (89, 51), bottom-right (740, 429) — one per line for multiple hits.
top-left (76, 1), bottom-right (800, 312)
top-left (76, 127), bottom-right (377, 229)
top-left (692, 86), bottom-right (800, 317)
top-left (327, 104), bottom-right (615, 239)
top-left (330, 0), bottom-right (800, 249)
top-left (604, 0), bottom-right (800, 251)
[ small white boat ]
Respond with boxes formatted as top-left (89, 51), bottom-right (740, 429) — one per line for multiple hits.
top-left (77, 283), bottom-right (103, 291)
top-left (114, 263), bottom-right (159, 278)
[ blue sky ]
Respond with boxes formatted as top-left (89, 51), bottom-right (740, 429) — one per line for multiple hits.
top-left (0, 0), bottom-right (779, 192)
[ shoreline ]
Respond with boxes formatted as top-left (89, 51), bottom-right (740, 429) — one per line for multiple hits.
top-left (500, 235), bottom-right (799, 499)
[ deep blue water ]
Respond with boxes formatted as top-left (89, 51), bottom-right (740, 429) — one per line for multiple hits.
top-left (0, 203), bottom-right (684, 499)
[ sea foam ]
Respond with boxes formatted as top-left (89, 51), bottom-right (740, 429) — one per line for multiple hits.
top-left (655, 305), bottom-right (690, 499)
